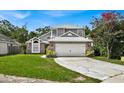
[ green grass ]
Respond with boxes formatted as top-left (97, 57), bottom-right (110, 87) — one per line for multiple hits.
top-left (92, 56), bottom-right (124, 65)
top-left (0, 54), bottom-right (100, 83)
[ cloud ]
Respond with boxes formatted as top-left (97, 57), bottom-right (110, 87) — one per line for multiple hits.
top-left (12, 12), bottom-right (31, 19)
top-left (0, 11), bottom-right (31, 20)
top-left (0, 15), bottom-right (6, 20)
top-left (42, 10), bottom-right (86, 17)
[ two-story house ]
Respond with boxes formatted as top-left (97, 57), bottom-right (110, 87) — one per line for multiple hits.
top-left (26, 25), bottom-right (93, 56)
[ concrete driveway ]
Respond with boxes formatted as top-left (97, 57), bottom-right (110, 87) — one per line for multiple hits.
top-left (55, 57), bottom-right (124, 82)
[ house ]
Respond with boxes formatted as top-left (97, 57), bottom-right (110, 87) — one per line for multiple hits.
top-left (0, 34), bottom-right (21, 55)
top-left (26, 25), bottom-right (93, 56)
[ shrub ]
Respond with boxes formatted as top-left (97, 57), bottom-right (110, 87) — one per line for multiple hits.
top-left (46, 47), bottom-right (56, 58)
top-left (86, 49), bottom-right (94, 57)
top-left (21, 43), bottom-right (27, 54)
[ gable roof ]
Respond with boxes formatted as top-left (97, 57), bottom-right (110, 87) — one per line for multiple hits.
top-left (0, 34), bottom-right (12, 42)
top-left (0, 34), bottom-right (20, 45)
top-left (26, 37), bottom-right (39, 43)
top-left (53, 24), bottom-right (82, 29)
top-left (60, 31), bottom-right (80, 37)
top-left (49, 37), bottom-right (93, 43)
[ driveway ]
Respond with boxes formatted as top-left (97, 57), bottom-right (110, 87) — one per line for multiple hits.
top-left (55, 57), bottom-right (124, 82)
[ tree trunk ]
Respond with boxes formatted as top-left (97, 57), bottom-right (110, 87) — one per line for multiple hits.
top-left (107, 42), bottom-right (110, 59)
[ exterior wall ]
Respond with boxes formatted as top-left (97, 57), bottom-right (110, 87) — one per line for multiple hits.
top-left (0, 42), bottom-right (8, 55)
top-left (55, 28), bottom-right (84, 37)
top-left (57, 28), bottom-right (65, 36)
top-left (40, 43), bottom-right (45, 53)
top-left (49, 42), bottom-right (55, 51)
top-left (77, 29), bottom-right (85, 37)
top-left (26, 43), bottom-right (32, 53)
top-left (39, 32), bottom-right (51, 41)
top-left (85, 42), bottom-right (92, 51)
top-left (26, 42), bottom-right (46, 54)
top-left (0, 42), bottom-right (20, 55)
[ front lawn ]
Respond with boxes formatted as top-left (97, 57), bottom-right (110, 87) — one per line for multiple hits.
top-left (0, 54), bottom-right (100, 83)
top-left (92, 56), bottom-right (124, 65)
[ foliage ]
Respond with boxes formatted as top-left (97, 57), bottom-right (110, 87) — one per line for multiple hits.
top-left (28, 31), bottom-right (38, 39)
top-left (86, 49), bottom-right (94, 57)
top-left (92, 56), bottom-right (124, 66)
top-left (91, 11), bottom-right (124, 59)
top-left (46, 46), bottom-right (56, 57)
top-left (0, 20), bottom-right (28, 43)
top-left (16, 25), bottom-right (28, 43)
top-left (0, 20), bottom-right (15, 37)
top-left (21, 43), bottom-right (27, 54)
top-left (36, 26), bottom-right (51, 36)
top-left (121, 56), bottom-right (124, 62)
top-left (0, 20), bottom-right (50, 43)
top-left (83, 25), bottom-right (91, 36)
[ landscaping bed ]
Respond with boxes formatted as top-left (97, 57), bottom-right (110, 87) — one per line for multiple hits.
top-left (0, 54), bottom-right (100, 83)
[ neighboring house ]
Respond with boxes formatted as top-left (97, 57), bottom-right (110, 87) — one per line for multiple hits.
top-left (0, 34), bottom-right (21, 55)
top-left (26, 24), bottom-right (93, 56)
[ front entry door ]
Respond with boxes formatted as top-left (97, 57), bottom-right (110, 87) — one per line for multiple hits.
top-left (32, 41), bottom-right (40, 53)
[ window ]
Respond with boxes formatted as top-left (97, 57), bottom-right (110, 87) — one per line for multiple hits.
top-left (33, 41), bottom-right (38, 43)
top-left (47, 37), bottom-right (50, 39)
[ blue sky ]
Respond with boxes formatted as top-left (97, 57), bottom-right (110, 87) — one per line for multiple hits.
top-left (0, 10), bottom-right (124, 31)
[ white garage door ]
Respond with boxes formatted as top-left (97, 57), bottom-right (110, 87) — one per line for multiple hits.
top-left (55, 43), bottom-right (86, 56)
top-left (0, 43), bottom-right (8, 55)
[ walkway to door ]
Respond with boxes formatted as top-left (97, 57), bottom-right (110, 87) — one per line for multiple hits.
top-left (55, 57), bottom-right (124, 82)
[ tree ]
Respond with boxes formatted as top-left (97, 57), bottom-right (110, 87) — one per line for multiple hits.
top-left (91, 11), bottom-right (124, 59)
top-left (0, 20), bottom-right (15, 37)
top-left (83, 26), bottom-right (91, 36)
top-left (36, 26), bottom-right (51, 36)
top-left (28, 31), bottom-right (38, 39)
top-left (16, 25), bottom-right (28, 43)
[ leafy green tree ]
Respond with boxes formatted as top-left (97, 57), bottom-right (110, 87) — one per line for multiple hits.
top-left (36, 26), bottom-right (51, 36)
top-left (83, 26), bottom-right (91, 36)
top-left (28, 31), bottom-right (38, 39)
top-left (91, 11), bottom-right (124, 59)
top-left (0, 20), bottom-right (15, 36)
top-left (16, 25), bottom-right (28, 43)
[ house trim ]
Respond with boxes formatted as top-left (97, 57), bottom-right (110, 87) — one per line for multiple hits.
top-left (59, 31), bottom-right (81, 37)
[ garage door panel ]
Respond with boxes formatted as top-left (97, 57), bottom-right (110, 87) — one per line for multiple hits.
top-left (55, 43), bottom-right (85, 56)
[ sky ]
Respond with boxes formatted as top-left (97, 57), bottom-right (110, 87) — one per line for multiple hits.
top-left (0, 10), bottom-right (124, 31)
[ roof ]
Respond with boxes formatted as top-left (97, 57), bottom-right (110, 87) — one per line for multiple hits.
top-left (53, 24), bottom-right (83, 29)
top-left (49, 37), bottom-right (93, 43)
top-left (60, 31), bottom-right (80, 37)
top-left (0, 34), bottom-right (12, 42)
top-left (26, 37), bottom-right (49, 44)
top-left (0, 34), bottom-right (20, 45)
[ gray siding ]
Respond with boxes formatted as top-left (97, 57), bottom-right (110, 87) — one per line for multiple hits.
top-left (0, 42), bottom-right (21, 55)
top-left (40, 43), bottom-right (45, 53)
top-left (53, 28), bottom-right (85, 37)
top-left (0, 42), bottom-right (8, 55)
top-left (39, 32), bottom-right (51, 41)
